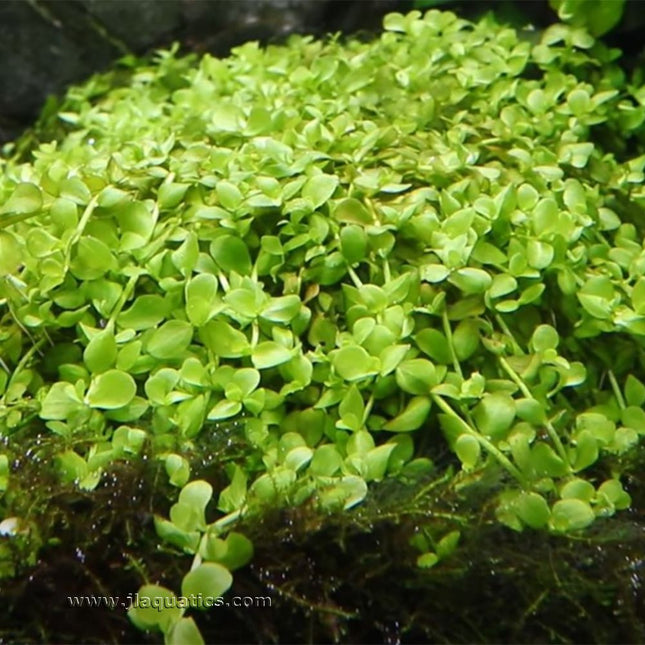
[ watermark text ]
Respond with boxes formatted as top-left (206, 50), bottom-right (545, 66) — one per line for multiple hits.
top-left (67, 593), bottom-right (271, 611)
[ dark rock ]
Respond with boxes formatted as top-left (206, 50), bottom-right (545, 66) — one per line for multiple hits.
top-left (82, 0), bottom-right (182, 53)
top-left (179, 0), bottom-right (404, 55)
top-left (180, 0), bottom-right (328, 55)
top-left (0, 2), bottom-right (111, 117)
top-left (0, 116), bottom-right (26, 147)
top-left (0, 1), bottom-right (119, 140)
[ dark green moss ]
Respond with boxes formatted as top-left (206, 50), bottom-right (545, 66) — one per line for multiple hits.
top-left (1, 446), bottom-right (643, 643)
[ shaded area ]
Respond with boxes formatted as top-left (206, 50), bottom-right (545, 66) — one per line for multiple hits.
top-left (214, 464), bottom-right (645, 644)
top-left (240, 508), bottom-right (645, 643)
top-left (1, 436), bottom-right (643, 644)
top-left (0, 424), bottom-right (245, 643)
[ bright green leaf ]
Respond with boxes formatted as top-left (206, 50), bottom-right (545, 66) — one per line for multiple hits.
top-left (86, 369), bottom-right (137, 409)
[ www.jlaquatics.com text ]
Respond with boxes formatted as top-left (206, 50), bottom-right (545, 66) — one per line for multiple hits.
top-left (67, 594), bottom-right (272, 611)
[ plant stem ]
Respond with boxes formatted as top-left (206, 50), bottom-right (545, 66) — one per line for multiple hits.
top-left (2, 278), bottom-right (44, 353)
top-left (63, 194), bottom-right (99, 270)
top-left (607, 370), bottom-right (626, 410)
top-left (106, 272), bottom-right (140, 331)
top-left (273, 583), bottom-right (359, 619)
top-left (431, 393), bottom-right (528, 487)
top-left (213, 506), bottom-right (246, 533)
top-left (188, 506), bottom-right (247, 576)
top-left (362, 393), bottom-right (374, 426)
top-left (6, 337), bottom-right (48, 386)
top-left (190, 549), bottom-right (203, 572)
top-left (382, 258), bottom-right (391, 283)
top-left (494, 313), bottom-right (524, 355)
top-left (411, 467), bottom-right (455, 503)
top-left (218, 271), bottom-right (230, 292)
top-left (347, 266), bottom-right (363, 289)
top-left (498, 356), bottom-right (570, 469)
top-left (442, 310), bottom-right (463, 379)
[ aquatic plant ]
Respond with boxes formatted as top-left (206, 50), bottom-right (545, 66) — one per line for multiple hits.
top-left (1, 8), bottom-right (644, 642)
top-left (549, 0), bottom-right (626, 37)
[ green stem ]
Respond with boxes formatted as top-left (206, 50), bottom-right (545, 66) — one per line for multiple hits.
top-left (411, 468), bottom-right (455, 503)
top-left (2, 279), bottom-right (45, 354)
top-left (442, 310), bottom-right (463, 379)
top-left (494, 313), bottom-right (524, 356)
top-left (364, 197), bottom-right (381, 226)
top-left (63, 194), bottom-right (100, 270)
top-left (555, 392), bottom-right (576, 415)
top-left (382, 258), bottom-right (391, 284)
top-left (42, 328), bottom-right (54, 348)
top-left (0, 211), bottom-right (43, 230)
top-left (188, 506), bottom-right (247, 578)
top-left (362, 393), bottom-right (375, 426)
top-left (4, 274), bottom-right (28, 301)
top-left (377, 509), bottom-right (470, 525)
top-left (190, 547), bottom-right (203, 573)
top-left (106, 272), bottom-right (140, 331)
top-left (124, 554), bottom-right (149, 583)
top-left (594, 230), bottom-right (610, 247)
top-left (218, 272), bottom-right (230, 292)
top-left (1, 338), bottom-right (48, 405)
top-left (213, 506), bottom-right (246, 533)
top-left (440, 311), bottom-right (481, 427)
top-left (498, 356), bottom-right (570, 469)
top-left (347, 266), bottom-right (363, 289)
top-left (498, 357), bottom-right (533, 400)
top-left (272, 584), bottom-right (359, 620)
top-left (11, 337), bottom-right (47, 380)
top-left (137, 216), bottom-right (175, 263)
top-left (431, 394), bottom-right (529, 487)
top-left (5, 412), bottom-right (39, 436)
top-left (607, 370), bottom-right (626, 410)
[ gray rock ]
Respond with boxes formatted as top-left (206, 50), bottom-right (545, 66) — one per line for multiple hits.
top-left (0, 1), bottom-right (116, 118)
top-left (0, 0), bottom-right (121, 144)
top-left (180, 0), bottom-right (402, 55)
top-left (82, 0), bottom-right (181, 53)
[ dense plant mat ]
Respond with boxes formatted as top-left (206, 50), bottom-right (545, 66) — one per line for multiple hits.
top-left (1, 8), bottom-right (645, 643)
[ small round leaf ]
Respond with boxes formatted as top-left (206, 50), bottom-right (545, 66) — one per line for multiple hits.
top-left (181, 563), bottom-right (233, 606)
top-left (86, 370), bottom-right (137, 410)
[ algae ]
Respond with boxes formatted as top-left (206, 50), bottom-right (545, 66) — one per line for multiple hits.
top-left (1, 443), bottom-right (643, 643)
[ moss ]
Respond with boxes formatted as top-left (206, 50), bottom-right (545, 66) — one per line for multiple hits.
top-left (1, 451), bottom-right (643, 643)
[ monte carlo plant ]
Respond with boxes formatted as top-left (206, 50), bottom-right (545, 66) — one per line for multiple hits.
top-left (1, 7), bottom-right (645, 642)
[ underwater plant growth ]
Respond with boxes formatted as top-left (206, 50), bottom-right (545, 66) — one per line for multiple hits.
top-left (1, 8), bottom-right (645, 642)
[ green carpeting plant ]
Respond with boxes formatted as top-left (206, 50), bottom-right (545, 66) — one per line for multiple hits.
top-left (549, 0), bottom-right (626, 37)
top-left (1, 8), bottom-right (644, 642)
